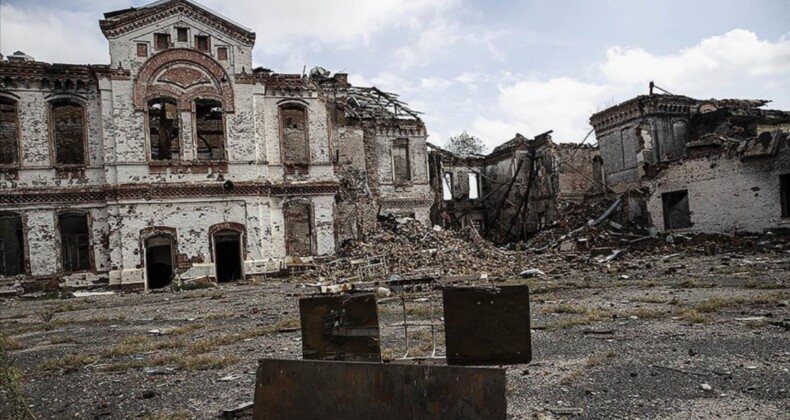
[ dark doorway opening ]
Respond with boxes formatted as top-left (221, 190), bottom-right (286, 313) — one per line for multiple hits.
top-left (0, 214), bottom-right (24, 277)
top-left (662, 189), bottom-right (692, 230)
top-left (214, 230), bottom-right (242, 282)
top-left (145, 236), bottom-right (174, 289)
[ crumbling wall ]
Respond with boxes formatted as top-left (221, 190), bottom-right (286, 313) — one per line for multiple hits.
top-left (646, 140), bottom-right (790, 233)
top-left (555, 144), bottom-right (604, 200)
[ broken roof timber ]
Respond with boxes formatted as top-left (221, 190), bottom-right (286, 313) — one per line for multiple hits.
top-left (346, 86), bottom-right (423, 121)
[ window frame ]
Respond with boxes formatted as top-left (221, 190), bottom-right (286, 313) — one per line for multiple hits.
top-left (278, 102), bottom-right (310, 169)
top-left (56, 211), bottom-right (93, 274)
top-left (781, 173), bottom-right (790, 219)
top-left (176, 27), bottom-right (189, 43)
top-left (0, 96), bottom-right (21, 168)
top-left (146, 97), bottom-right (181, 162)
top-left (154, 33), bottom-right (171, 51)
top-left (195, 35), bottom-right (210, 52)
top-left (49, 99), bottom-right (88, 168)
top-left (391, 138), bottom-right (411, 184)
top-left (193, 98), bottom-right (227, 162)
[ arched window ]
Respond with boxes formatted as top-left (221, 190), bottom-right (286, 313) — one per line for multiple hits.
top-left (194, 99), bottom-right (225, 160)
top-left (51, 100), bottom-right (85, 165)
top-left (148, 98), bottom-right (179, 160)
top-left (279, 104), bottom-right (309, 167)
top-left (0, 97), bottom-right (19, 165)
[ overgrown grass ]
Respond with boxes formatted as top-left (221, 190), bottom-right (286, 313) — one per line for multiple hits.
top-left (744, 280), bottom-right (786, 290)
top-left (560, 351), bottom-right (618, 385)
top-left (673, 308), bottom-right (712, 324)
top-left (675, 279), bottom-right (717, 289)
top-left (49, 335), bottom-right (77, 344)
top-left (174, 281), bottom-right (216, 291)
top-left (542, 304), bottom-right (589, 315)
top-left (0, 335), bottom-right (38, 419)
top-left (187, 318), bottom-right (298, 355)
top-left (541, 307), bottom-right (613, 331)
top-left (39, 353), bottom-right (100, 371)
top-left (630, 295), bottom-right (668, 304)
top-left (695, 294), bottom-right (784, 313)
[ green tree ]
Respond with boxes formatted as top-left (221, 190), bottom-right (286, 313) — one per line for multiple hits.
top-left (444, 131), bottom-right (486, 157)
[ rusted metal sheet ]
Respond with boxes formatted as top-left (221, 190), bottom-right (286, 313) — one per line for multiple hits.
top-left (443, 285), bottom-right (532, 365)
top-left (299, 293), bottom-right (381, 362)
top-left (253, 359), bottom-right (507, 420)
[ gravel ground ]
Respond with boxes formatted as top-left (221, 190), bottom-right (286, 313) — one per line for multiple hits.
top-left (1, 252), bottom-right (788, 419)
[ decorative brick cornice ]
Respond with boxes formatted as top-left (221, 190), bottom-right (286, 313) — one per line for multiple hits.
top-left (380, 198), bottom-right (433, 208)
top-left (590, 95), bottom-right (699, 134)
top-left (100, 0), bottom-right (256, 45)
top-left (0, 181), bottom-right (340, 206)
top-left (0, 62), bottom-right (131, 91)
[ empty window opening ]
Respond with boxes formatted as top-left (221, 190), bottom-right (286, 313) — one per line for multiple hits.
top-left (155, 33), bottom-right (170, 50)
top-left (195, 35), bottom-right (210, 52)
top-left (0, 98), bottom-right (19, 165)
top-left (392, 140), bottom-right (411, 183)
top-left (59, 213), bottom-right (90, 273)
top-left (280, 105), bottom-right (309, 165)
top-left (136, 43), bottom-right (148, 58)
top-left (592, 156), bottom-right (604, 189)
top-left (285, 203), bottom-right (313, 257)
top-left (468, 172), bottom-right (480, 199)
top-left (195, 99), bottom-right (225, 160)
top-left (662, 190), bottom-right (692, 230)
top-left (177, 28), bottom-right (188, 43)
top-left (471, 219), bottom-right (484, 233)
top-left (217, 47), bottom-right (228, 61)
top-left (214, 230), bottom-right (242, 282)
top-left (0, 214), bottom-right (24, 277)
top-left (442, 172), bottom-right (453, 201)
top-left (145, 236), bottom-right (174, 289)
top-left (781, 174), bottom-right (790, 218)
top-left (51, 101), bottom-right (85, 165)
top-left (148, 98), bottom-right (179, 160)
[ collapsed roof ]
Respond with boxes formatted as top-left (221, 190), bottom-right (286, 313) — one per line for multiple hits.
top-left (345, 87), bottom-right (422, 121)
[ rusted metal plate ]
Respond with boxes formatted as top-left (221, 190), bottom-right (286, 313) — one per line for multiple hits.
top-left (443, 285), bottom-right (532, 365)
top-left (299, 293), bottom-right (381, 362)
top-left (253, 359), bottom-right (507, 420)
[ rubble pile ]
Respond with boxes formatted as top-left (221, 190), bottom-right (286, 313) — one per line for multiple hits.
top-left (318, 216), bottom-right (517, 279)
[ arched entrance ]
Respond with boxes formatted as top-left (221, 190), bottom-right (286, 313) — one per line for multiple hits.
top-left (145, 235), bottom-right (175, 289)
top-left (213, 229), bottom-right (242, 282)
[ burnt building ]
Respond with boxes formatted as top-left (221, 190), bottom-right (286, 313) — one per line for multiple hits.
top-left (429, 132), bottom-right (606, 243)
top-left (0, 0), bottom-right (430, 290)
top-left (591, 93), bottom-right (790, 233)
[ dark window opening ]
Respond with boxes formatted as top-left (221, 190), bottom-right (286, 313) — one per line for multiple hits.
top-left (214, 230), bottom-right (242, 282)
top-left (781, 174), bottom-right (790, 218)
top-left (280, 105), bottom-right (309, 165)
top-left (59, 213), bottom-right (90, 273)
top-left (195, 35), bottom-right (210, 52)
top-left (285, 203), bottom-right (313, 257)
top-left (0, 98), bottom-right (19, 165)
top-left (217, 47), bottom-right (228, 61)
top-left (155, 33), bottom-right (170, 50)
top-left (148, 98), bottom-right (179, 160)
top-left (662, 190), bottom-right (692, 230)
top-left (0, 214), bottom-right (24, 277)
top-left (145, 236), bottom-right (173, 289)
top-left (392, 140), bottom-right (410, 183)
top-left (177, 28), bottom-right (188, 43)
top-left (195, 99), bottom-right (225, 160)
top-left (52, 101), bottom-right (85, 165)
top-left (136, 43), bottom-right (148, 57)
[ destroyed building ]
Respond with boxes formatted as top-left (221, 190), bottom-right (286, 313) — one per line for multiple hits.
top-left (590, 93), bottom-right (790, 233)
top-left (0, 0), bottom-right (430, 290)
top-left (429, 132), bottom-right (606, 243)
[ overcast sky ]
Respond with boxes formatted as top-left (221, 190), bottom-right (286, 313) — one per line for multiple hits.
top-left (1, 0), bottom-right (789, 151)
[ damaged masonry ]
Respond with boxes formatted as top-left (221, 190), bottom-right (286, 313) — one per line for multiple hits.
top-left (1, 1), bottom-right (790, 420)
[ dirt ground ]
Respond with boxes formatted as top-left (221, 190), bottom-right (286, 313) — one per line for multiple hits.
top-left (1, 252), bottom-right (789, 419)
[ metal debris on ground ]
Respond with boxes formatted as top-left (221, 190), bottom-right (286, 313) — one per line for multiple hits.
top-left (253, 358), bottom-right (507, 420)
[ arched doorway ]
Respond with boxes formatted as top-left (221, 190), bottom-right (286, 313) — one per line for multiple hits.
top-left (145, 235), bottom-right (174, 289)
top-left (213, 229), bottom-right (242, 282)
